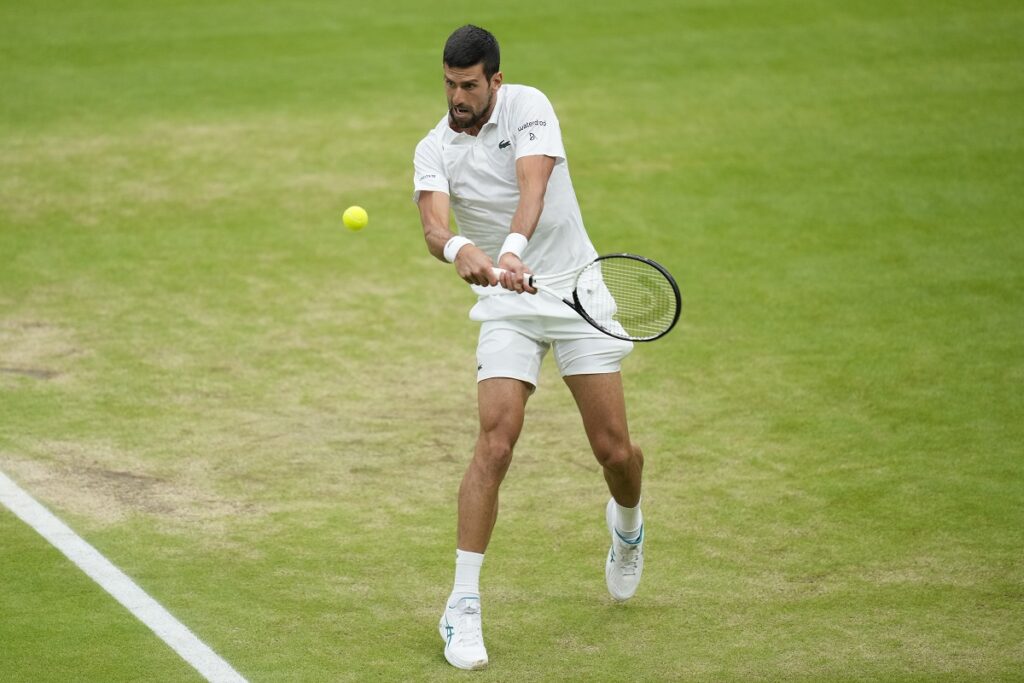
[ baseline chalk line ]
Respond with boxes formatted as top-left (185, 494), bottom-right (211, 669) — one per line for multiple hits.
top-left (0, 469), bottom-right (247, 683)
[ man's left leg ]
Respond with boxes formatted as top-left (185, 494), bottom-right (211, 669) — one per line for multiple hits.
top-left (564, 372), bottom-right (646, 601)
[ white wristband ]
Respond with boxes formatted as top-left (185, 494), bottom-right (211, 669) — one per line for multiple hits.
top-left (499, 232), bottom-right (529, 260)
top-left (443, 235), bottom-right (474, 263)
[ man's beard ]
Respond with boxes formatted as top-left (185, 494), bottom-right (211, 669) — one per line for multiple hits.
top-left (448, 92), bottom-right (493, 130)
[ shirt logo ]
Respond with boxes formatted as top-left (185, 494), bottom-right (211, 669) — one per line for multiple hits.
top-left (498, 140), bottom-right (511, 149)
top-left (517, 120), bottom-right (547, 132)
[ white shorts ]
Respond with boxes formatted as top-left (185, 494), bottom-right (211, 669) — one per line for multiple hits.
top-left (476, 316), bottom-right (633, 387)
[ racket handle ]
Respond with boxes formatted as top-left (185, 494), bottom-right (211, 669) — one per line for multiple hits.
top-left (491, 268), bottom-right (535, 287)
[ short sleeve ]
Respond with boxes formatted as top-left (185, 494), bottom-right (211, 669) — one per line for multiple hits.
top-left (511, 88), bottom-right (566, 161)
top-left (412, 133), bottom-right (449, 203)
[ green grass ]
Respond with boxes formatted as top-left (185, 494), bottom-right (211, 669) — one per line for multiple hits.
top-left (2, 0), bottom-right (1022, 680)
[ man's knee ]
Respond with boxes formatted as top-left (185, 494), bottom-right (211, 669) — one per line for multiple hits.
top-left (474, 431), bottom-right (516, 479)
top-left (595, 441), bottom-right (643, 472)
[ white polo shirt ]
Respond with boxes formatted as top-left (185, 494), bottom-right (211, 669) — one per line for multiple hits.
top-left (413, 84), bottom-right (598, 320)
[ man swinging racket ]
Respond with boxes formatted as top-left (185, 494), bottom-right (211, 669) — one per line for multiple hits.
top-left (413, 25), bottom-right (648, 671)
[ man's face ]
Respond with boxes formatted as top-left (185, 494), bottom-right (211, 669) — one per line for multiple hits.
top-left (444, 63), bottom-right (502, 132)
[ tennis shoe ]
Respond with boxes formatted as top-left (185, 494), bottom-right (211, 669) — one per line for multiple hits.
top-left (605, 497), bottom-right (644, 601)
top-left (438, 594), bottom-right (488, 670)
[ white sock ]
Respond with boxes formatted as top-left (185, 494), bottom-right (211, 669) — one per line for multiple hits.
top-left (451, 549), bottom-right (484, 598)
top-left (615, 498), bottom-right (643, 541)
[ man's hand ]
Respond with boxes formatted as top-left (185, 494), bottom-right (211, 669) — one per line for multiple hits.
top-left (497, 253), bottom-right (538, 294)
top-left (454, 245), bottom-right (499, 287)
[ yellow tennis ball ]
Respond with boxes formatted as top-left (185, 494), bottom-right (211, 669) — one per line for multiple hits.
top-left (343, 205), bottom-right (368, 231)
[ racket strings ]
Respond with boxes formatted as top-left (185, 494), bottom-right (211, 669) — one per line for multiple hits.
top-left (576, 258), bottom-right (679, 340)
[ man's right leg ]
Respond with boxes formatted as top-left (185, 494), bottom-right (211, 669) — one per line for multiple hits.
top-left (459, 377), bottom-right (531, 552)
top-left (441, 377), bottom-right (532, 670)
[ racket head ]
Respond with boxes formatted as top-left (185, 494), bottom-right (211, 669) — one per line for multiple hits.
top-left (570, 254), bottom-right (681, 342)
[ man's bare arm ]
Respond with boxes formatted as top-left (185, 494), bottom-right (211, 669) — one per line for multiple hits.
top-left (417, 190), bottom-right (496, 286)
top-left (497, 155), bottom-right (556, 292)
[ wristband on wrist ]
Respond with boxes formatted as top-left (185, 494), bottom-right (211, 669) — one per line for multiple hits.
top-left (499, 232), bottom-right (529, 260)
top-left (443, 235), bottom-right (474, 263)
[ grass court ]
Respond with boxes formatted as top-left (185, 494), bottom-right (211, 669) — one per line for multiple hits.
top-left (1, 1), bottom-right (1022, 680)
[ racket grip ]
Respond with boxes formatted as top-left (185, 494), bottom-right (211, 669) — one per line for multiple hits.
top-left (490, 268), bottom-right (535, 287)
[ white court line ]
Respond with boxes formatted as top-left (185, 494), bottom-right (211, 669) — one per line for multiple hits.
top-left (0, 469), bottom-right (247, 683)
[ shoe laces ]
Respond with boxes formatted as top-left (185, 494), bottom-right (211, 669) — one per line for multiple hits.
top-left (454, 601), bottom-right (483, 647)
top-left (618, 544), bottom-right (641, 575)
top-left (613, 532), bottom-right (643, 576)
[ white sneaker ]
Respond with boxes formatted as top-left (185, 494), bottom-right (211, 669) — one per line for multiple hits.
top-left (605, 498), bottom-right (644, 601)
top-left (438, 594), bottom-right (488, 670)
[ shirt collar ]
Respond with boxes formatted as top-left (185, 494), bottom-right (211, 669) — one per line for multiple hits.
top-left (482, 85), bottom-right (506, 129)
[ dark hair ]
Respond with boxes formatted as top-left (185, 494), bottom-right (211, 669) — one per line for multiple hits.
top-left (443, 25), bottom-right (500, 80)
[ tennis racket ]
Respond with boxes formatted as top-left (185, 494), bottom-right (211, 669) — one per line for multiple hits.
top-left (494, 253), bottom-right (681, 342)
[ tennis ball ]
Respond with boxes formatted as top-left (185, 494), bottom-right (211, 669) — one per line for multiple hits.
top-left (343, 205), bottom-right (368, 231)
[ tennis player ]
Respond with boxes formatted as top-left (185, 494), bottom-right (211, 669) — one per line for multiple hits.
top-left (413, 25), bottom-right (647, 671)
